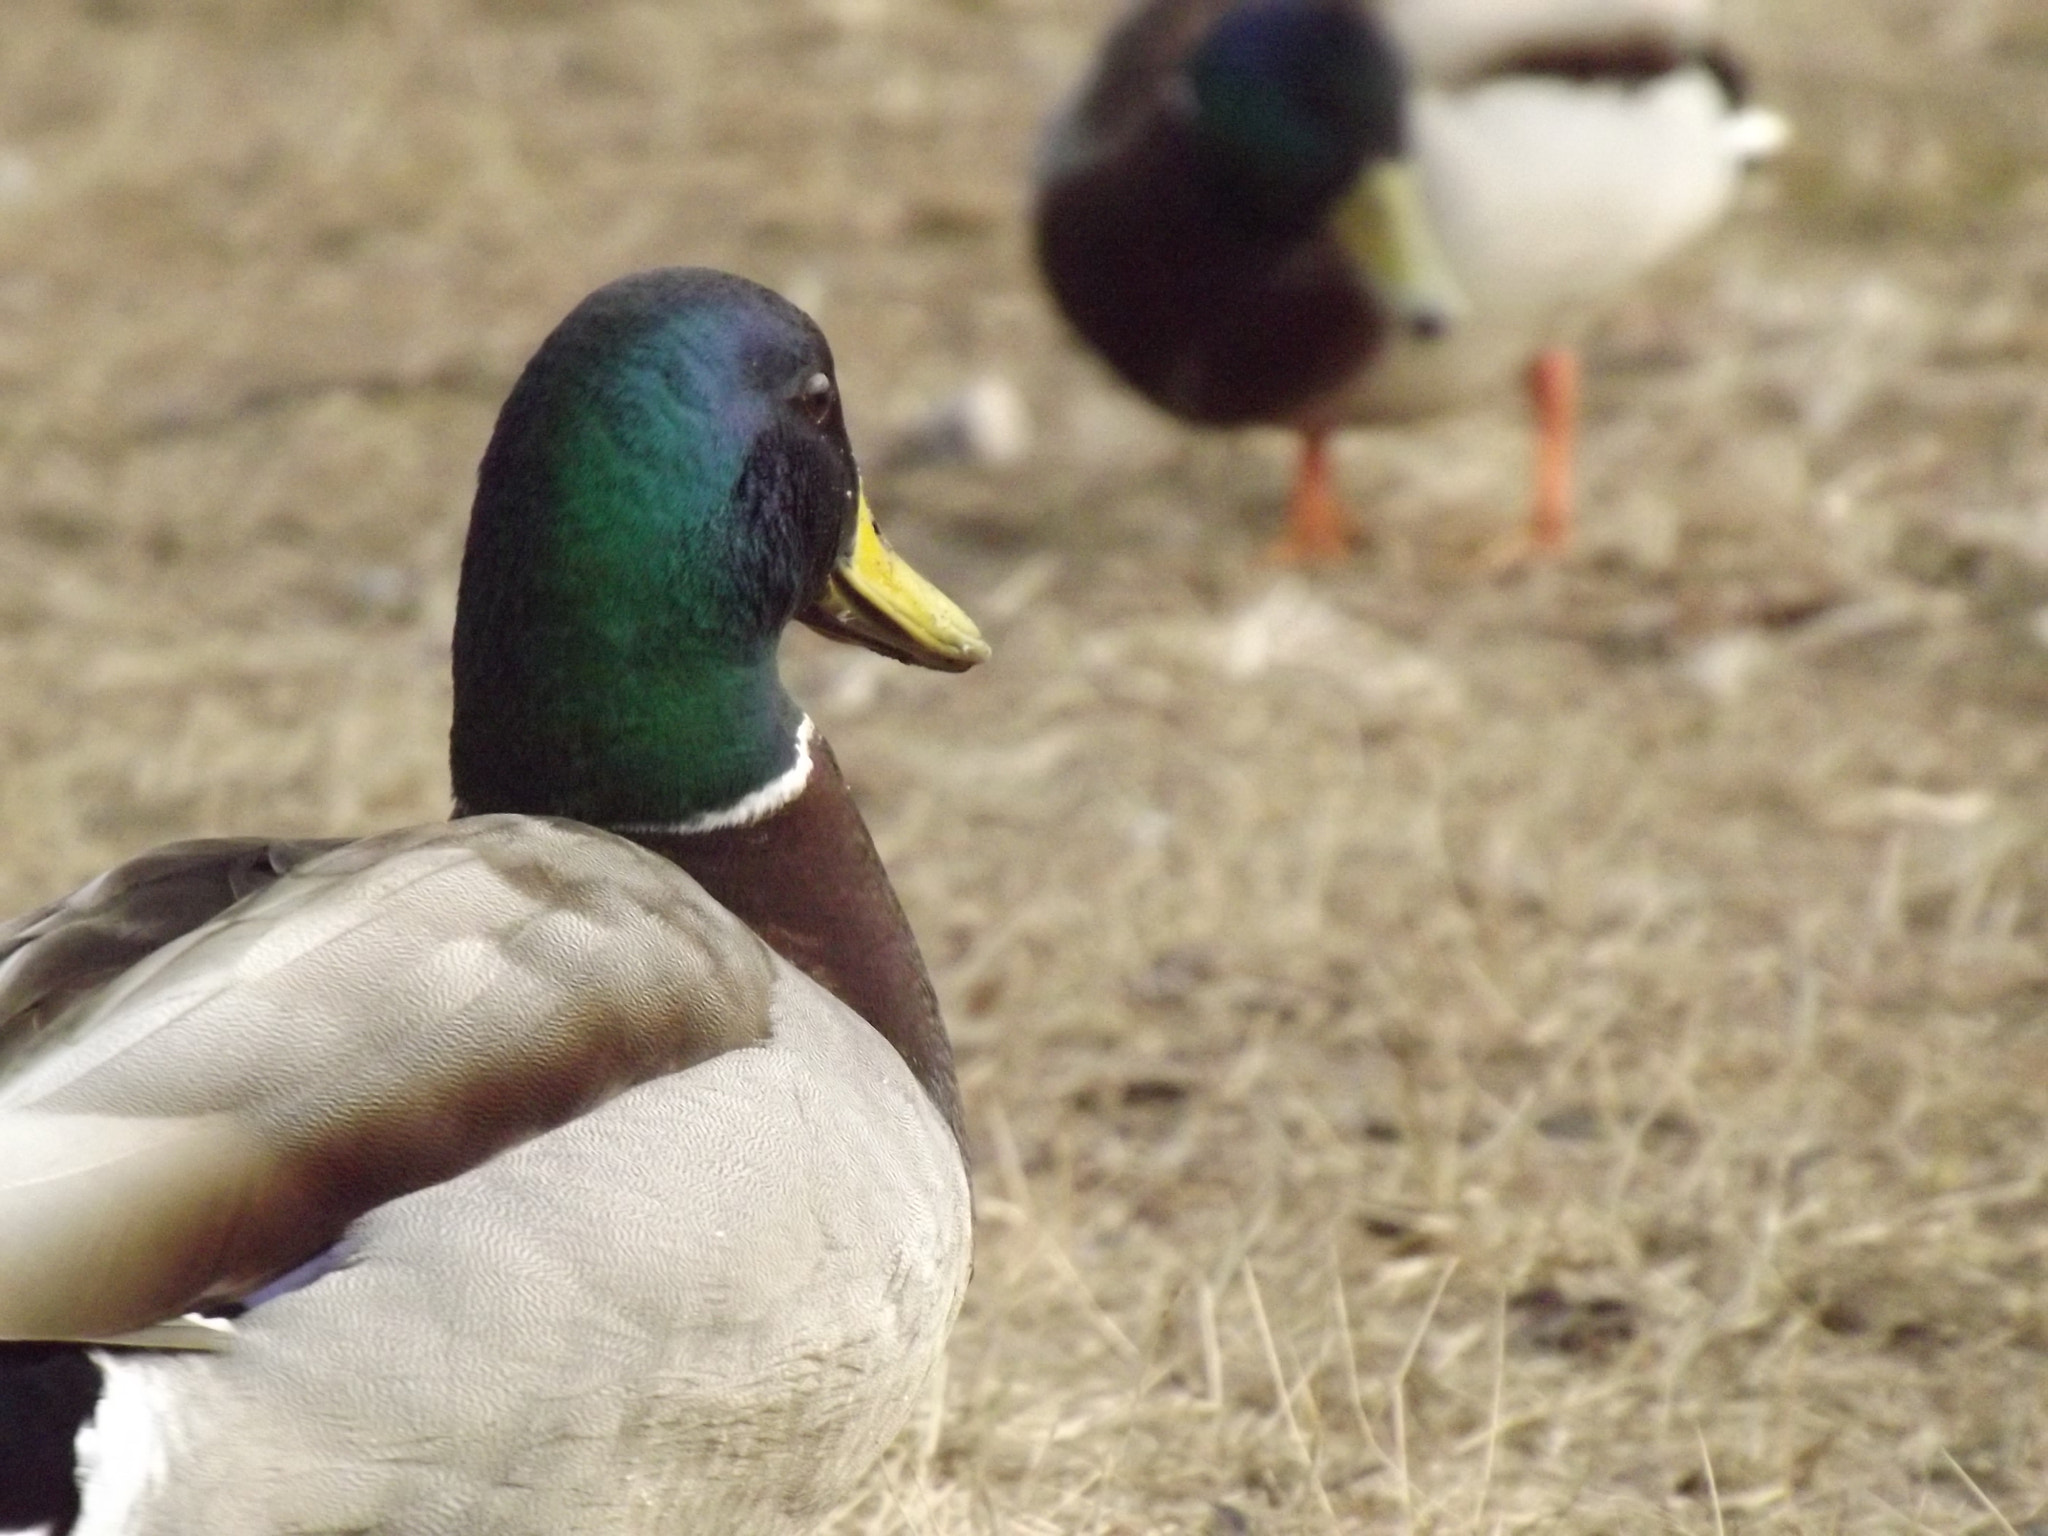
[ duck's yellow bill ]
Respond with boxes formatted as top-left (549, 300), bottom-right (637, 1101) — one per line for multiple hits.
top-left (800, 489), bottom-right (990, 673)
top-left (1331, 159), bottom-right (1467, 340)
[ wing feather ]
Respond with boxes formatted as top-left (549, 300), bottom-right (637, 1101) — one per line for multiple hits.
top-left (0, 838), bottom-right (339, 1073)
top-left (0, 816), bottom-right (774, 1339)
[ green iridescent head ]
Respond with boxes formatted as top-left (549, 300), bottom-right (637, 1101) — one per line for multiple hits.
top-left (1184, 0), bottom-right (1463, 332)
top-left (451, 268), bottom-right (987, 826)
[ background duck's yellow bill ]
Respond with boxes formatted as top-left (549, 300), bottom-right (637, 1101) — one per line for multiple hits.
top-left (799, 492), bottom-right (991, 672)
top-left (1332, 160), bottom-right (1467, 339)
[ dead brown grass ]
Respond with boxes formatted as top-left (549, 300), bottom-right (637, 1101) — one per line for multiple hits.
top-left (5, 0), bottom-right (2048, 1530)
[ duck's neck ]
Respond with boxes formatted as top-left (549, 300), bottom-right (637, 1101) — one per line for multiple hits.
top-left (619, 736), bottom-right (964, 1150)
top-left (451, 646), bottom-right (960, 1148)
top-left (453, 619), bottom-right (808, 827)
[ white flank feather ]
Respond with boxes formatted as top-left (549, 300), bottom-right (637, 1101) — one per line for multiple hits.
top-left (72, 1355), bottom-right (170, 1536)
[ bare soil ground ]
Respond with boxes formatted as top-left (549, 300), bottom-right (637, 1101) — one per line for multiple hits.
top-left (5, 0), bottom-right (2048, 1530)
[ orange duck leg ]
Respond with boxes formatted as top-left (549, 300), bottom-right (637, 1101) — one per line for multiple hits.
top-left (1478, 346), bottom-right (1581, 572)
top-left (1268, 428), bottom-right (1354, 565)
top-left (1526, 345), bottom-right (1580, 554)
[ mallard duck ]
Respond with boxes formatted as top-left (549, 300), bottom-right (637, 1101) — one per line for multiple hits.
top-left (0, 268), bottom-right (989, 1535)
top-left (1033, 0), bottom-right (1784, 561)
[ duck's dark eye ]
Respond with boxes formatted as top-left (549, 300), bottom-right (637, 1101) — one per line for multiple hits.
top-left (795, 371), bottom-right (836, 426)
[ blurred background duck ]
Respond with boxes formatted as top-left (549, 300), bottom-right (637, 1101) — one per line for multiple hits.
top-left (0, 269), bottom-right (987, 1535)
top-left (1034, 0), bottom-right (1786, 562)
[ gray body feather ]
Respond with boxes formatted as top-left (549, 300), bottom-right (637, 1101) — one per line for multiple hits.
top-left (0, 817), bottom-right (971, 1534)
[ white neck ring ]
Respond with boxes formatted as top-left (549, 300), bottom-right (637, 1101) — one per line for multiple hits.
top-left (611, 715), bottom-right (816, 836)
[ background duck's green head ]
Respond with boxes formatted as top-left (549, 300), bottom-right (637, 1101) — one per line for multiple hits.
top-left (1186, 0), bottom-right (1405, 222)
top-left (1185, 0), bottom-right (1463, 332)
top-left (451, 268), bottom-right (987, 827)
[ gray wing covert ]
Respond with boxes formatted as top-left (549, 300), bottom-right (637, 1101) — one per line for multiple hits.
top-left (0, 816), bottom-right (773, 1341)
top-left (0, 836), bottom-right (341, 1074)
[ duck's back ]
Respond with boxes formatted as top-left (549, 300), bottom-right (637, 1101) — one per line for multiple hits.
top-left (1381, 0), bottom-right (1718, 82)
top-left (0, 819), bottom-right (969, 1536)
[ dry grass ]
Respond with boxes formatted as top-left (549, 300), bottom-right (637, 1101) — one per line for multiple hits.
top-left (6, 0), bottom-right (2048, 1530)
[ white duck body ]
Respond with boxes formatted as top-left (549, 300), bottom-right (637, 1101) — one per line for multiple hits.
top-left (1, 818), bottom-right (970, 1536)
top-left (1326, 0), bottom-right (1784, 422)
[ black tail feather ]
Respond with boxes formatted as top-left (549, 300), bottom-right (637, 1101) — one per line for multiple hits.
top-left (0, 1344), bottom-right (101, 1534)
